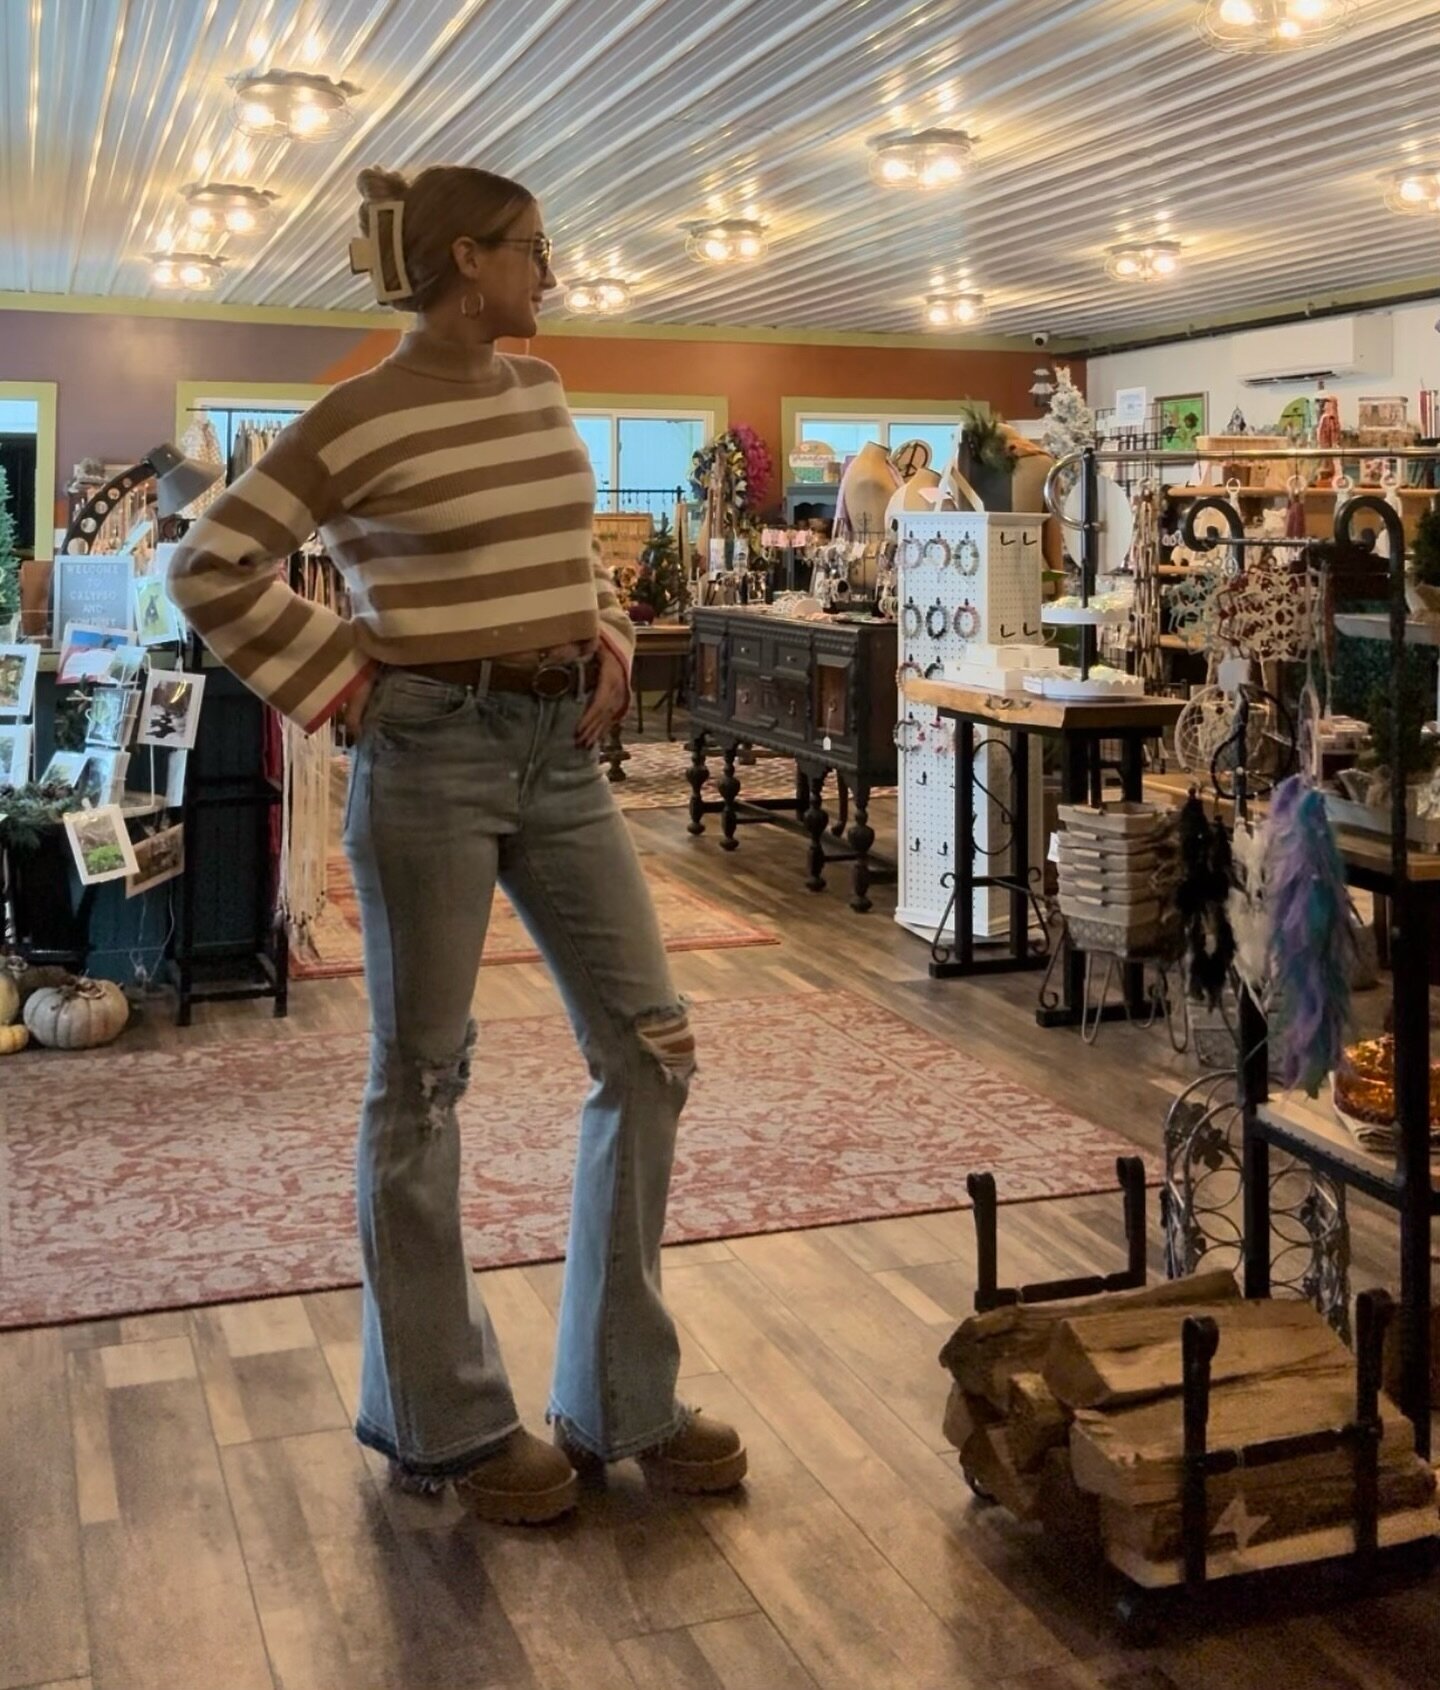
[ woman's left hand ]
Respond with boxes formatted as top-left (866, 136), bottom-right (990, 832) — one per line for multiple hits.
top-left (576, 644), bottom-right (630, 749)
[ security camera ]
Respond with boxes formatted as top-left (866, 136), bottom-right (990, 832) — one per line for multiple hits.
top-left (1031, 331), bottom-right (1051, 348)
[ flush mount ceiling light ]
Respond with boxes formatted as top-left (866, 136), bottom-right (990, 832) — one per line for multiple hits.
top-left (181, 182), bottom-right (277, 235)
top-left (1106, 240), bottom-right (1183, 281)
top-left (684, 219), bottom-right (768, 265)
top-left (924, 292), bottom-right (987, 329)
top-left (231, 69), bottom-right (357, 140)
top-left (565, 277), bottom-right (632, 314)
top-left (1198, 0), bottom-right (1354, 51)
top-left (867, 128), bottom-right (976, 189)
top-left (149, 252), bottom-right (226, 291)
top-left (1385, 165), bottom-right (1440, 215)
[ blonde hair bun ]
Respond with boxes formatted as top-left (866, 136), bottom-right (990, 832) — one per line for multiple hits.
top-left (356, 167), bottom-right (409, 233)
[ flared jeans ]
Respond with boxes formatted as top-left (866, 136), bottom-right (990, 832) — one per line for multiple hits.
top-left (342, 665), bottom-right (692, 1477)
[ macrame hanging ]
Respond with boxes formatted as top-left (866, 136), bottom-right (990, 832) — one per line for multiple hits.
top-left (1265, 775), bottom-right (1354, 1097)
top-left (279, 552), bottom-right (338, 957)
top-left (1129, 483), bottom-right (1164, 688)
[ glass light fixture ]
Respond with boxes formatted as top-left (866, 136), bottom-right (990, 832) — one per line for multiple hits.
top-left (684, 219), bottom-right (768, 265)
top-left (1105, 240), bottom-right (1183, 281)
top-left (867, 128), bottom-right (976, 189)
top-left (1384, 165), bottom-right (1440, 215)
top-left (564, 276), bottom-right (632, 315)
top-left (923, 292), bottom-right (987, 329)
top-left (1198, 0), bottom-right (1354, 51)
top-left (149, 252), bottom-right (225, 291)
top-left (181, 182), bottom-right (277, 236)
top-left (231, 69), bottom-right (357, 140)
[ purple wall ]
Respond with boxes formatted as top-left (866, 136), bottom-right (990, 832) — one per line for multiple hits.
top-left (0, 309), bottom-right (375, 514)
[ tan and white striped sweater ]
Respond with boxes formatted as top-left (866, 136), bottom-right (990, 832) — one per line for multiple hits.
top-left (167, 331), bottom-right (635, 732)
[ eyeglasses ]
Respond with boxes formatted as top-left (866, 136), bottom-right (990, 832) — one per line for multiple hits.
top-left (483, 234), bottom-right (554, 268)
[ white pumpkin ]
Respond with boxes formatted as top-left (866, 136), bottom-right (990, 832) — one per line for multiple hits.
top-left (0, 971), bottom-right (18, 1028)
top-left (23, 979), bottom-right (130, 1050)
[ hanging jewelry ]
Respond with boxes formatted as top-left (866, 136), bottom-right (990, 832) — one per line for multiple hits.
top-left (924, 659), bottom-right (945, 679)
top-left (954, 602), bottom-right (981, 641)
top-left (896, 659), bottom-right (924, 688)
top-left (922, 535), bottom-right (952, 569)
top-left (955, 535), bottom-right (981, 576)
top-left (902, 600), bottom-right (922, 639)
top-left (460, 290), bottom-right (487, 319)
top-left (899, 535), bottom-right (924, 569)
top-left (925, 601), bottom-right (949, 640)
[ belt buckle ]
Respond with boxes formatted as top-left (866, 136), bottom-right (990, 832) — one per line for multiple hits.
top-left (531, 662), bottom-right (574, 700)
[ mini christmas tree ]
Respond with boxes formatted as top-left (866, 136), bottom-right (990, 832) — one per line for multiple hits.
top-left (629, 517), bottom-right (684, 620)
top-left (0, 465), bottom-right (19, 628)
top-left (1042, 366), bottom-right (1097, 463)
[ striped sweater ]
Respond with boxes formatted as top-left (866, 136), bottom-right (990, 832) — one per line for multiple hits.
top-left (167, 331), bottom-right (635, 732)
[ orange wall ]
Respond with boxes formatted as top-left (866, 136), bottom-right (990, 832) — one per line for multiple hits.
top-left (325, 327), bottom-right (1077, 483)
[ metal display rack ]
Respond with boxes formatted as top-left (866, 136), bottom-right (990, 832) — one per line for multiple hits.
top-left (1050, 441), bottom-right (1440, 1460)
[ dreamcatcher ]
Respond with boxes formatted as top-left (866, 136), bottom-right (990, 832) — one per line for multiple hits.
top-left (1166, 565), bottom-right (1226, 653)
top-left (1173, 685), bottom-right (1272, 778)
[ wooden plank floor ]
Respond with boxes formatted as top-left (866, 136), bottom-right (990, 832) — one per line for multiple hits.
top-left (3, 734), bottom-right (1436, 1690)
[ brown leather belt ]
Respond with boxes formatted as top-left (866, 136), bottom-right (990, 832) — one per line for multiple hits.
top-left (399, 655), bottom-right (599, 699)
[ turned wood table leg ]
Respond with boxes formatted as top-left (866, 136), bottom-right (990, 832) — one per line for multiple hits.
top-left (719, 742), bottom-right (741, 851)
top-left (687, 733), bottom-right (709, 835)
top-left (804, 767), bottom-right (829, 892)
top-left (848, 785), bottom-right (875, 913)
top-left (603, 719), bottom-right (628, 783)
top-left (831, 775), bottom-right (849, 838)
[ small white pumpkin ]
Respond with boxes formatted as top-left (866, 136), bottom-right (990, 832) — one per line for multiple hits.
top-left (23, 978), bottom-right (130, 1050)
top-left (0, 971), bottom-right (18, 1028)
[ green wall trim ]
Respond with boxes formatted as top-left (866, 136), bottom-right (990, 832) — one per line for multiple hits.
top-left (0, 381), bottom-right (58, 560)
top-left (0, 291), bottom-right (392, 331)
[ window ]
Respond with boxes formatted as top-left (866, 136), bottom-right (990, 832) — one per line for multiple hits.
top-left (570, 403), bottom-right (720, 515)
top-left (796, 413), bottom-right (963, 467)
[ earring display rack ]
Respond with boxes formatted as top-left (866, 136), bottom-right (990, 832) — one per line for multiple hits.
top-left (894, 510), bottom-right (1046, 946)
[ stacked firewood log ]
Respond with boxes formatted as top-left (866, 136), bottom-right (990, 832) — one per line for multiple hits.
top-left (941, 1271), bottom-right (1438, 1587)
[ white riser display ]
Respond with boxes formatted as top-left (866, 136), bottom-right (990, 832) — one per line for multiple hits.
top-left (894, 511), bottom-right (1046, 945)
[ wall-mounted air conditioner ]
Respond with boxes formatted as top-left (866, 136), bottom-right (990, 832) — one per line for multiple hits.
top-left (1235, 315), bottom-right (1393, 386)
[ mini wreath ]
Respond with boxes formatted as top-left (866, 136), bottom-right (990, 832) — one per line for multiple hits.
top-left (955, 537), bottom-right (981, 575)
top-left (901, 600), bottom-right (923, 638)
top-left (922, 535), bottom-right (952, 569)
top-left (954, 603), bottom-right (981, 640)
top-left (925, 601), bottom-right (950, 640)
top-left (892, 715), bottom-right (922, 751)
top-left (895, 659), bottom-right (924, 687)
top-left (898, 535), bottom-right (925, 568)
top-left (923, 660), bottom-right (945, 679)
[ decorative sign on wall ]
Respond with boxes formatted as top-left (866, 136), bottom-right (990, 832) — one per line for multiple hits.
top-left (1114, 387), bottom-right (1148, 427)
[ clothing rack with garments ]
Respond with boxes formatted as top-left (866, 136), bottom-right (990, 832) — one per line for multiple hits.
top-left (186, 404), bottom-right (305, 487)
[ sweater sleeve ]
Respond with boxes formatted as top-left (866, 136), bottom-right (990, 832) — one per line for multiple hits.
top-left (166, 422), bottom-right (377, 734)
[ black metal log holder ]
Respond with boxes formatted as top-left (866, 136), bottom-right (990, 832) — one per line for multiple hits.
top-left (961, 1169), bottom-right (1436, 1632)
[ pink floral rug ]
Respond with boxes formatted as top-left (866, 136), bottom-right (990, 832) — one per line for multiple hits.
top-left (0, 992), bottom-right (1149, 1329)
top-left (293, 855), bottom-right (779, 982)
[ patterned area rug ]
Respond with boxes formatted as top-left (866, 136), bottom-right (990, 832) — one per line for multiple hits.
top-left (0, 992), bottom-right (1149, 1328)
top-left (610, 739), bottom-right (804, 811)
top-left (292, 855), bottom-right (778, 981)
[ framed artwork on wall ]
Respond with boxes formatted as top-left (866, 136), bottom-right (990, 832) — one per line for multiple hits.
top-left (1158, 393), bottom-right (1208, 453)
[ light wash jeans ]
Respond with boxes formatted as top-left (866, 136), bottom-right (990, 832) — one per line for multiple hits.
top-left (342, 663), bottom-right (692, 1479)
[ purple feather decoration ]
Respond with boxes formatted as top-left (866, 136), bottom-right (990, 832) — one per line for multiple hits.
top-left (1266, 775), bottom-right (1354, 1096)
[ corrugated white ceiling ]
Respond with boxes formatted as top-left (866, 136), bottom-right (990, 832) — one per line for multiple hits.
top-left (2, 0), bottom-right (1438, 341)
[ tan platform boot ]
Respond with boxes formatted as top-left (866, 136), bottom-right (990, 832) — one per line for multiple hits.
top-left (442, 1428), bottom-right (579, 1524)
top-left (556, 1410), bottom-right (748, 1495)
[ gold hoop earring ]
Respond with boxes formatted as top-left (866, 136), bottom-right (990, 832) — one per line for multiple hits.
top-left (460, 290), bottom-right (485, 319)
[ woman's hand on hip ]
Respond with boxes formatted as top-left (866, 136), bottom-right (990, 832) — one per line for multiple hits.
top-left (341, 672), bottom-right (377, 740)
top-left (576, 644), bottom-right (629, 749)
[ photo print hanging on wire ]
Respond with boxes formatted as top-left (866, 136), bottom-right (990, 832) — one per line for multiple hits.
top-left (137, 671), bottom-right (206, 750)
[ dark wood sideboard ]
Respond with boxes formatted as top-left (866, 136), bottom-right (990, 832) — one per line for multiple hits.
top-left (686, 607), bottom-right (898, 911)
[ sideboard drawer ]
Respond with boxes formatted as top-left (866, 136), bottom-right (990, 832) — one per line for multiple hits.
top-left (731, 671), bottom-right (773, 728)
top-left (773, 641), bottom-right (813, 680)
top-left (730, 630), bottom-right (765, 668)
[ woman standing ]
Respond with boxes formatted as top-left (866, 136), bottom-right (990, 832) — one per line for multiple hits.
top-left (168, 165), bottom-right (745, 1523)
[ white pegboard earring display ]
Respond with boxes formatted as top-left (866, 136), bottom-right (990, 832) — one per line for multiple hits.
top-left (894, 510), bottom-right (1047, 945)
